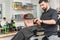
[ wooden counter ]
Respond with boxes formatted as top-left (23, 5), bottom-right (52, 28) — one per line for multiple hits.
top-left (0, 32), bottom-right (17, 38)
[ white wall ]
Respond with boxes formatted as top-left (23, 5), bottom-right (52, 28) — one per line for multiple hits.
top-left (0, 0), bottom-right (34, 26)
top-left (0, 0), bottom-right (60, 26)
top-left (31, 0), bottom-right (42, 18)
top-left (0, 0), bottom-right (12, 22)
top-left (49, 0), bottom-right (60, 9)
top-left (10, 0), bottom-right (33, 27)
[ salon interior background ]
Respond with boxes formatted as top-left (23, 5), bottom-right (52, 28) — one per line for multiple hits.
top-left (0, 0), bottom-right (60, 25)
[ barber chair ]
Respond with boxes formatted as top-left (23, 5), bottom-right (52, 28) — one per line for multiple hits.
top-left (29, 20), bottom-right (45, 40)
top-left (30, 27), bottom-right (45, 40)
top-left (58, 30), bottom-right (60, 37)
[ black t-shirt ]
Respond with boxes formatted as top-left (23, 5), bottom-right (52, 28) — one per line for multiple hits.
top-left (40, 8), bottom-right (58, 37)
top-left (58, 18), bottom-right (60, 25)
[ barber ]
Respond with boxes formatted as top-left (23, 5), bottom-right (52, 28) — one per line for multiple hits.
top-left (34, 0), bottom-right (60, 40)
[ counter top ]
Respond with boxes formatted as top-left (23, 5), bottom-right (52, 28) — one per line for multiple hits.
top-left (0, 32), bottom-right (17, 38)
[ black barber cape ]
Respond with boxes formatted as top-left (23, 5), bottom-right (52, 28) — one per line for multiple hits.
top-left (11, 26), bottom-right (39, 40)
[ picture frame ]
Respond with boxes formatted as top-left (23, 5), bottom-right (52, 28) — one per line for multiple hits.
top-left (12, 2), bottom-right (22, 10)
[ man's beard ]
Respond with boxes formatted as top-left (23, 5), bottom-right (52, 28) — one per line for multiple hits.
top-left (42, 7), bottom-right (47, 12)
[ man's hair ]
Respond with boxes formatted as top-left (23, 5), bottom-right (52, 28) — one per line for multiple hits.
top-left (3, 17), bottom-right (6, 19)
top-left (24, 13), bottom-right (34, 19)
top-left (39, 0), bottom-right (48, 4)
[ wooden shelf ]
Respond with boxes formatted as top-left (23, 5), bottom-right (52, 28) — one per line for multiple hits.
top-left (13, 8), bottom-right (33, 10)
top-left (14, 19), bottom-right (24, 21)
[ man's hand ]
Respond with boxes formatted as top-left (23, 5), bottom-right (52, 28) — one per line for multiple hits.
top-left (34, 18), bottom-right (40, 22)
top-left (34, 18), bottom-right (42, 25)
top-left (58, 15), bottom-right (60, 19)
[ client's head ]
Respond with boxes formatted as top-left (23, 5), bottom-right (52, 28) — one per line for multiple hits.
top-left (24, 13), bottom-right (34, 27)
top-left (24, 13), bottom-right (34, 20)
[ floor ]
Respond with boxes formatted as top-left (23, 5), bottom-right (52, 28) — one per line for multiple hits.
top-left (0, 36), bottom-right (60, 40)
top-left (0, 36), bottom-right (44, 40)
top-left (0, 36), bottom-right (14, 40)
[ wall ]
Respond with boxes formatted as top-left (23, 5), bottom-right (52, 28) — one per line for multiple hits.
top-left (10, 0), bottom-right (39, 27)
top-left (0, 0), bottom-right (5, 21)
top-left (10, 0), bottom-right (34, 27)
top-left (49, 0), bottom-right (60, 9)
top-left (0, 0), bottom-right (12, 22)
top-left (31, 0), bottom-right (43, 18)
top-left (0, 0), bottom-right (34, 26)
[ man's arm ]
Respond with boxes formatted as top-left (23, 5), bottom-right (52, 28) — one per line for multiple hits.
top-left (40, 19), bottom-right (56, 24)
top-left (36, 10), bottom-right (58, 25)
top-left (40, 10), bottom-right (58, 25)
top-left (35, 19), bottom-right (56, 25)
